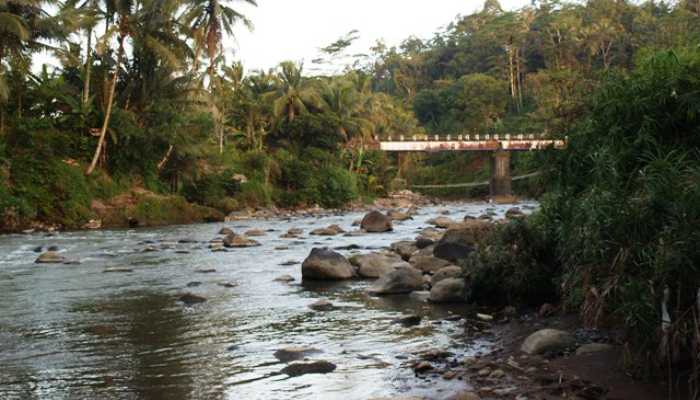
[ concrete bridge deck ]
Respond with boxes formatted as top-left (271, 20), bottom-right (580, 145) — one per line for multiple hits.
top-left (378, 133), bottom-right (565, 152)
top-left (376, 133), bottom-right (565, 198)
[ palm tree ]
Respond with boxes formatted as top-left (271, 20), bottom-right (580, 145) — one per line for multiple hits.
top-left (179, 0), bottom-right (256, 153)
top-left (84, 0), bottom-right (133, 176)
top-left (230, 67), bottom-right (273, 150)
top-left (268, 61), bottom-right (316, 123)
top-left (316, 76), bottom-right (370, 142)
top-left (0, 0), bottom-right (75, 115)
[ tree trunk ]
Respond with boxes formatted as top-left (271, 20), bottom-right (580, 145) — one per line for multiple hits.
top-left (82, 0), bottom-right (95, 105)
top-left (85, 34), bottom-right (125, 176)
top-left (157, 144), bottom-right (173, 171)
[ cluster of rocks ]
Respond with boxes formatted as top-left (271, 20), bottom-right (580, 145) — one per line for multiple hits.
top-left (296, 208), bottom-right (500, 305)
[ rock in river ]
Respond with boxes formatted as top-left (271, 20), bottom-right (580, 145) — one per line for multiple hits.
top-left (364, 267), bottom-right (423, 295)
top-left (301, 248), bottom-right (356, 280)
top-left (35, 251), bottom-right (64, 263)
top-left (361, 210), bottom-right (393, 232)
top-left (179, 293), bottom-right (207, 305)
top-left (280, 361), bottom-right (336, 377)
top-left (429, 278), bottom-right (467, 303)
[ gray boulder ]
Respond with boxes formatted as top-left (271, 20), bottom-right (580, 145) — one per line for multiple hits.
top-left (433, 240), bottom-right (474, 263)
top-left (431, 266), bottom-right (462, 287)
top-left (301, 248), bottom-right (356, 280)
top-left (361, 210), bottom-right (393, 232)
top-left (390, 241), bottom-right (418, 261)
top-left (352, 252), bottom-right (410, 278)
top-left (521, 329), bottom-right (577, 355)
top-left (439, 220), bottom-right (496, 248)
top-left (35, 251), bottom-right (64, 263)
top-left (364, 267), bottom-right (423, 295)
top-left (429, 278), bottom-right (467, 303)
top-left (409, 253), bottom-right (452, 274)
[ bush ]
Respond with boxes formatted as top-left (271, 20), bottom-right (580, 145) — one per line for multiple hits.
top-left (181, 169), bottom-right (241, 210)
top-left (313, 167), bottom-right (358, 208)
top-left (537, 49), bottom-right (700, 376)
top-left (236, 179), bottom-right (271, 206)
top-left (464, 216), bottom-right (559, 307)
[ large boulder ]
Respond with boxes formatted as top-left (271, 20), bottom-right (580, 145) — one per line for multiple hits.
top-left (429, 278), bottom-right (467, 303)
top-left (364, 267), bottom-right (423, 295)
top-left (35, 251), bottom-right (64, 263)
top-left (408, 253), bottom-right (452, 274)
top-left (433, 240), bottom-right (475, 263)
top-left (302, 248), bottom-right (356, 280)
top-left (439, 220), bottom-right (496, 247)
top-left (431, 266), bottom-right (462, 287)
top-left (352, 252), bottom-right (410, 278)
top-left (390, 241), bottom-right (418, 261)
top-left (361, 210), bottom-right (393, 232)
top-left (521, 329), bottom-right (577, 355)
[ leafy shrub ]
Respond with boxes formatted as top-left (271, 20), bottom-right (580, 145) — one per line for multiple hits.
top-left (464, 216), bottom-right (559, 307)
top-left (537, 49), bottom-right (700, 376)
top-left (181, 169), bottom-right (241, 210)
top-left (236, 179), bottom-right (271, 206)
top-left (313, 167), bottom-right (358, 208)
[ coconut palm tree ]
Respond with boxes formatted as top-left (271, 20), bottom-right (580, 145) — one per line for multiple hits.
top-left (179, 0), bottom-right (256, 153)
top-left (268, 61), bottom-right (316, 123)
top-left (316, 76), bottom-right (370, 142)
top-left (84, 0), bottom-right (133, 176)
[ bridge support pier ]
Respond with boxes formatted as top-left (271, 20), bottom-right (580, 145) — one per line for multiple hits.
top-left (490, 150), bottom-right (512, 197)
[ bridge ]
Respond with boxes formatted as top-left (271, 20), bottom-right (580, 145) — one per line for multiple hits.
top-left (377, 133), bottom-right (565, 199)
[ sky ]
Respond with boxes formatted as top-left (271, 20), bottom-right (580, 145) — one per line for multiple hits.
top-left (229, 0), bottom-right (533, 74)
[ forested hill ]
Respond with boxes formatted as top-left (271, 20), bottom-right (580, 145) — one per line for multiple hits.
top-left (1, 0), bottom-right (699, 230)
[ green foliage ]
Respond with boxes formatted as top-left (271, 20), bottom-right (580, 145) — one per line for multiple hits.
top-left (181, 169), bottom-right (241, 211)
top-left (464, 216), bottom-right (559, 307)
top-left (8, 154), bottom-right (94, 227)
top-left (275, 154), bottom-right (358, 208)
top-left (275, 112), bottom-right (343, 151)
top-left (537, 49), bottom-right (700, 375)
top-left (236, 179), bottom-right (272, 206)
top-left (313, 167), bottom-right (358, 208)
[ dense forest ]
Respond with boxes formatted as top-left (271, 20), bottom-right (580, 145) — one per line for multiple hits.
top-left (1, 0), bottom-right (696, 230)
top-left (2, 0), bottom-right (700, 385)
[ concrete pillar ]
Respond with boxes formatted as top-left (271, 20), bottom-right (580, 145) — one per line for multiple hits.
top-left (490, 151), bottom-right (512, 197)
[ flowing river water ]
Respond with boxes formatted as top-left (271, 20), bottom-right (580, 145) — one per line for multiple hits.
top-left (0, 202), bottom-right (535, 400)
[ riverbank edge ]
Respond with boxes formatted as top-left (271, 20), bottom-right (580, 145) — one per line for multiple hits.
top-left (2, 189), bottom-right (507, 234)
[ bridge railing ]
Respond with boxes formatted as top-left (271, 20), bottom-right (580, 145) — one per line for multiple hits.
top-left (380, 133), bottom-right (553, 142)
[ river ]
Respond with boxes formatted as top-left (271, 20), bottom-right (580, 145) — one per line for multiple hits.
top-left (0, 202), bottom-right (534, 400)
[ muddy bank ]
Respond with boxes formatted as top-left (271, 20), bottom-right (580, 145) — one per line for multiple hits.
top-left (406, 308), bottom-right (685, 400)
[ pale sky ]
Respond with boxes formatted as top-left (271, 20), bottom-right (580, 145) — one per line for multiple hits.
top-left (228, 0), bottom-right (533, 74)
